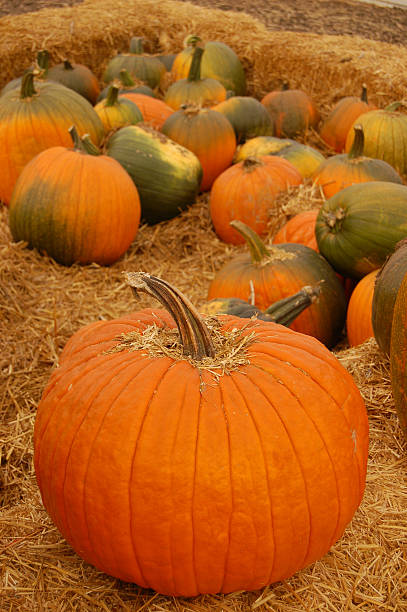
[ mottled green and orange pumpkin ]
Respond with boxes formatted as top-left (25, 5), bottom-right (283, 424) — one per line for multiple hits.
top-left (313, 124), bottom-right (402, 199)
top-left (0, 71), bottom-right (104, 205)
top-left (33, 271), bottom-right (368, 597)
top-left (209, 156), bottom-right (302, 243)
top-left (8, 127), bottom-right (141, 266)
top-left (208, 220), bottom-right (347, 347)
top-left (161, 105), bottom-right (236, 191)
top-left (94, 85), bottom-right (143, 133)
top-left (319, 85), bottom-right (376, 153)
top-left (165, 46), bottom-right (227, 110)
top-left (103, 36), bottom-right (166, 89)
top-left (46, 58), bottom-right (100, 104)
top-left (261, 83), bottom-right (320, 139)
top-left (212, 96), bottom-right (273, 143)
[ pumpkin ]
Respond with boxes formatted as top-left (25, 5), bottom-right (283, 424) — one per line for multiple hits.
top-left (8, 127), bottom-right (141, 266)
top-left (0, 71), bottom-right (104, 205)
top-left (390, 270), bottom-right (407, 440)
top-left (165, 46), bottom-right (227, 111)
top-left (103, 36), bottom-right (165, 89)
top-left (371, 239), bottom-right (407, 356)
top-left (261, 82), bottom-right (320, 138)
top-left (161, 105), bottom-right (236, 192)
top-left (344, 103), bottom-right (407, 175)
top-left (319, 85), bottom-right (376, 153)
top-left (209, 156), bottom-right (303, 243)
top-left (97, 69), bottom-right (157, 102)
top-left (273, 209), bottom-right (320, 251)
top-left (46, 58), bottom-right (100, 104)
top-left (346, 269), bottom-right (379, 347)
top-left (312, 124), bottom-right (403, 199)
top-left (234, 136), bottom-right (325, 179)
top-left (212, 96), bottom-right (273, 143)
top-left (106, 123), bottom-right (203, 224)
top-left (200, 284), bottom-right (321, 325)
top-left (120, 92), bottom-right (174, 129)
top-left (171, 35), bottom-right (246, 95)
top-left (94, 85), bottom-right (143, 133)
top-left (34, 271), bottom-right (368, 596)
top-left (208, 220), bottom-right (347, 347)
top-left (315, 182), bottom-right (407, 280)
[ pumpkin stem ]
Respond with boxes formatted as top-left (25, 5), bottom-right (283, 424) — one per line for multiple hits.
top-left (20, 70), bottom-right (38, 99)
top-left (282, 80), bottom-right (290, 91)
top-left (119, 69), bottom-right (136, 87)
top-left (62, 59), bottom-right (74, 71)
top-left (348, 124), bottom-right (364, 159)
top-left (187, 46), bottom-right (204, 82)
top-left (129, 36), bottom-right (144, 55)
top-left (125, 272), bottom-right (216, 360)
top-left (183, 34), bottom-right (202, 48)
top-left (69, 125), bottom-right (101, 156)
top-left (229, 220), bottom-right (270, 263)
top-left (105, 84), bottom-right (120, 107)
top-left (36, 49), bottom-right (50, 74)
top-left (264, 284), bottom-right (321, 325)
top-left (360, 83), bottom-right (368, 103)
top-left (242, 156), bottom-right (264, 172)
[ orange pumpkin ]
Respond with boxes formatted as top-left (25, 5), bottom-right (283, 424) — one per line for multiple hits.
top-left (319, 85), bottom-right (376, 153)
top-left (313, 124), bottom-right (403, 199)
top-left (8, 127), bottom-right (141, 266)
top-left (161, 105), bottom-right (236, 191)
top-left (273, 209), bottom-right (320, 251)
top-left (34, 271), bottom-right (368, 596)
top-left (120, 92), bottom-right (174, 129)
top-left (165, 46), bottom-right (227, 110)
top-left (346, 269), bottom-right (379, 347)
top-left (390, 270), bottom-right (407, 439)
top-left (209, 156), bottom-right (302, 243)
top-left (261, 82), bottom-right (320, 138)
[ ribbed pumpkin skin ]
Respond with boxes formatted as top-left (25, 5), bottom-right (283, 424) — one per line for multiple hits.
top-left (106, 124), bottom-right (203, 224)
top-left (372, 240), bottom-right (407, 356)
top-left (94, 95), bottom-right (143, 133)
top-left (171, 40), bottom-right (246, 95)
top-left (273, 209), bottom-right (320, 251)
top-left (390, 272), bottom-right (407, 439)
top-left (34, 308), bottom-right (368, 596)
top-left (213, 96), bottom-right (273, 143)
top-left (207, 242), bottom-right (347, 347)
top-left (46, 61), bottom-right (101, 104)
top-left (315, 182), bottom-right (407, 280)
top-left (209, 156), bottom-right (303, 243)
top-left (319, 94), bottom-right (376, 153)
top-left (120, 93), bottom-right (174, 129)
top-left (261, 89), bottom-right (320, 138)
top-left (164, 77), bottom-right (227, 110)
top-left (103, 54), bottom-right (165, 89)
top-left (161, 107), bottom-right (236, 191)
top-left (312, 152), bottom-right (402, 199)
top-left (346, 269), bottom-right (378, 347)
top-left (344, 110), bottom-right (407, 175)
top-left (8, 146), bottom-right (141, 266)
top-left (0, 81), bottom-right (104, 205)
top-left (235, 136), bottom-right (325, 179)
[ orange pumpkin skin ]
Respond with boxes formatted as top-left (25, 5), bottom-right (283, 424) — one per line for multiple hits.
top-left (319, 86), bottom-right (376, 153)
top-left (0, 75), bottom-right (104, 205)
top-left (390, 271), bottom-right (407, 439)
top-left (8, 142), bottom-right (141, 266)
top-left (161, 106), bottom-right (236, 191)
top-left (164, 77), bottom-right (227, 110)
top-left (346, 269), bottom-right (379, 347)
top-left (210, 156), bottom-right (302, 243)
top-left (273, 209), bottom-right (320, 251)
top-left (261, 86), bottom-right (320, 138)
top-left (120, 93), bottom-right (174, 129)
top-left (34, 303), bottom-right (368, 596)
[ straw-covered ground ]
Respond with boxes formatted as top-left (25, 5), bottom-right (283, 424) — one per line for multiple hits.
top-left (1, 0), bottom-right (407, 610)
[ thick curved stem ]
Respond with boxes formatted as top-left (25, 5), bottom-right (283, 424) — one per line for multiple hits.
top-left (187, 47), bottom-right (204, 82)
top-left (125, 272), bottom-right (216, 359)
top-left (348, 124), bottom-right (364, 159)
top-left (229, 220), bottom-right (270, 263)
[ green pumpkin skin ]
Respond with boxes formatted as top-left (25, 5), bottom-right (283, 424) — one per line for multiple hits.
top-left (315, 182), bottom-right (407, 280)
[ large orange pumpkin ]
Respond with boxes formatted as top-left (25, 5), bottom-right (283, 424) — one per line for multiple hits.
top-left (161, 105), bottom-right (236, 191)
top-left (34, 271), bottom-right (368, 597)
top-left (8, 127), bottom-right (141, 266)
top-left (209, 156), bottom-right (302, 243)
top-left (0, 71), bottom-right (104, 205)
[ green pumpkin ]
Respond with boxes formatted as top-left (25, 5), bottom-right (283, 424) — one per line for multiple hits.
top-left (315, 182), bottom-right (407, 280)
top-left (106, 123), bottom-right (203, 224)
top-left (103, 36), bottom-right (165, 89)
top-left (213, 96), bottom-right (273, 143)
